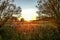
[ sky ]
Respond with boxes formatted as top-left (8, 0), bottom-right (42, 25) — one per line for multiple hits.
top-left (14, 0), bottom-right (38, 21)
top-left (15, 0), bottom-right (37, 9)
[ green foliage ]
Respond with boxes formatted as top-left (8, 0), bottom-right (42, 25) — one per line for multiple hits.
top-left (0, 35), bottom-right (2, 40)
top-left (33, 22), bottom-right (60, 40)
top-left (0, 22), bottom-right (60, 40)
top-left (0, 24), bottom-right (20, 40)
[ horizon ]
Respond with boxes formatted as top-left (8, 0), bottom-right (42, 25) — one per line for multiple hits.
top-left (14, 0), bottom-right (38, 21)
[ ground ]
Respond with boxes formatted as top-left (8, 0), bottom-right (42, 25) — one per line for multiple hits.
top-left (0, 18), bottom-right (58, 40)
top-left (6, 18), bottom-right (57, 33)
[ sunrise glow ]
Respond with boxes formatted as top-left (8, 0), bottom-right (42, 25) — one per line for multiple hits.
top-left (21, 9), bottom-right (38, 21)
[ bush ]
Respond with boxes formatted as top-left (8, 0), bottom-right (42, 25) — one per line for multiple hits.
top-left (33, 22), bottom-right (60, 40)
top-left (0, 24), bottom-right (20, 40)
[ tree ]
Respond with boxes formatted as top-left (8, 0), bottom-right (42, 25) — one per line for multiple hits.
top-left (0, 0), bottom-right (22, 27)
top-left (37, 0), bottom-right (60, 30)
top-left (36, 0), bottom-right (51, 20)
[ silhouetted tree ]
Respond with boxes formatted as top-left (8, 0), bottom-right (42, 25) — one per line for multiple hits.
top-left (37, 0), bottom-right (60, 30)
top-left (0, 0), bottom-right (22, 27)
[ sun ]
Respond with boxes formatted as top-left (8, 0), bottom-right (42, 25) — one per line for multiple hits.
top-left (20, 9), bottom-right (38, 21)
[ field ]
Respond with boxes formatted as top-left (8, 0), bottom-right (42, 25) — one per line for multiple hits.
top-left (0, 18), bottom-right (60, 40)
